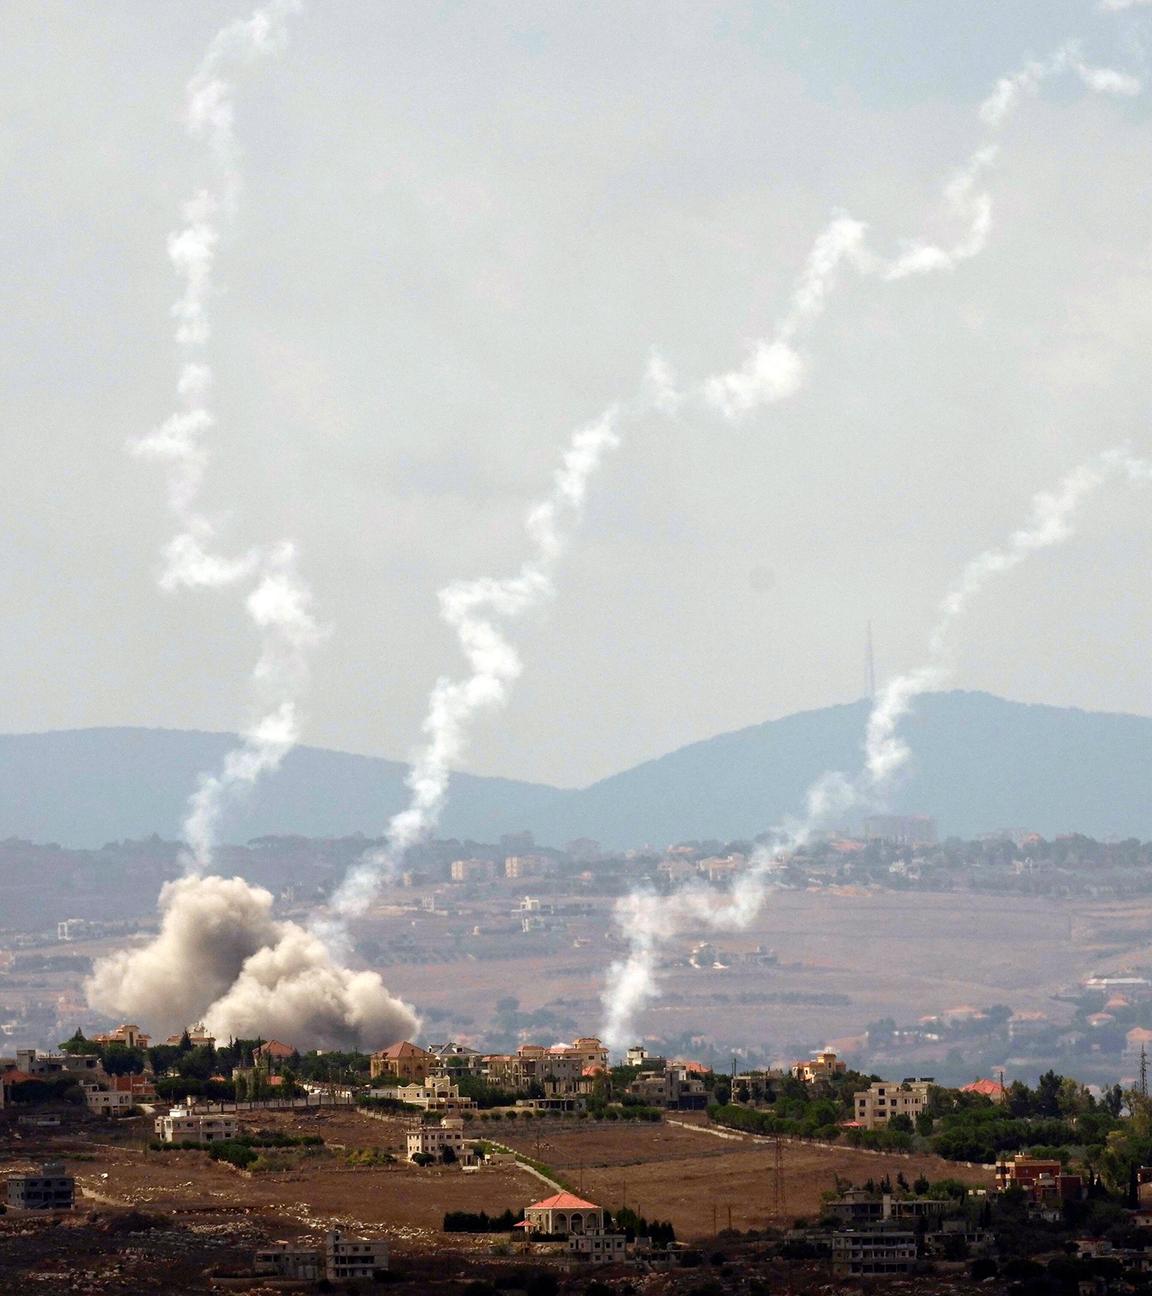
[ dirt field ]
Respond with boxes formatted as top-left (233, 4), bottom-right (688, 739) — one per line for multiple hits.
top-left (497, 1115), bottom-right (995, 1238)
top-left (15, 1109), bottom-right (543, 1253)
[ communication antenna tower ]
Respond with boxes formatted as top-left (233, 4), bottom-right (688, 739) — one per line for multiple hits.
top-left (1141, 1045), bottom-right (1148, 1098)
top-left (866, 621), bottom-right (876, 699)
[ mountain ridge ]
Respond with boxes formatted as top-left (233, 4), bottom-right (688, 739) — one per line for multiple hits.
top-left (3, 691), bottom-right (1151, 847)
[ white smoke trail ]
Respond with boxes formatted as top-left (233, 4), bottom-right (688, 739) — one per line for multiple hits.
top-left (131, 0), bottom-right (321, 871)
top-left (321, 29), bottom-right (1138, 935)
top-left (328, 404), bottom-right (624, 919)
top-left (596, 31), bottom-right (1144, 1056)
top-left (600, 449), bottom-right (1152, 1054)
top-left (703, 43), bottom-right (1138, 419)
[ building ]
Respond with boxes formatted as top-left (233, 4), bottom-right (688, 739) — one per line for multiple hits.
top-left (12, 1048), bottom-right (102, 1079)
top-left (626, 1062), bottom-right (707, 1110)
top-left (520, 1191), bottom-right (606, 1236)
top-left (427, 1041), bottom-right (485, 1074)
top-left (863, 815), bottom-right (937, 847)
top-left (371, 1077), bottom-right (474, 1112)
top-left (326, 1229), bottom-right (388, 1281)
top-left (853, 1079), bottom-right (933, 1131)
top-left (996, 1153), bottom-right (1083, 1203)
top-left (504, 854), bottom-right (554, 879)
top-left (370, 1041), bottom-right (435, 1083)
top-left (154, 1107), bottom-right (238, 1144)
top-left (254, 1242), bottom-right (323, 1282)
top-left (831, 1227), bottom-right (918, 1276)
top-left (961, 1077), bottom-right (1007, 1103)
top-left (7, 1163), bottom-right (74, 1211)
top-left (792, 1050), bottom-right (847, 1084)
top-left (407, 1116), bottom-right (467, 1162)
top-left (163, 1023), bottom-right (217, 1049)
top-left (253, 1039), bottom-right (295, 1065)
top-left (85, 1088), bottom-right (136, 1115)
top-left (255, 1231), bottom-right (387, 1283)
top-left (486, 1046), bottom-right (586, 1096)
top-left (450, 858), bottom-right (498, 883)
top-left (91, 1024), bottom-right (150, 1050)
top-left (568, 1231), bottom-right (628, 1264)
top-left (57, 918), bottom-right (88, 942)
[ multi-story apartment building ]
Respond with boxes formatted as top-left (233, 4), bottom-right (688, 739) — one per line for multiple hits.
top-left (255, 1230), bottom-right (387, 1282)
top-left (406, 1116), bottom-right (467, 1162)
top-left (369, 1041), bottom-right (435, 1083)
top-left (853, 1078), bottom-right (933, 1131)
top-left (831, 1228), bottom-right (918, 1276)
top-left (792, 1050), bottom-right (847, 1084)
top-left (326, 1230), bottom-right (388, 1281)
top-left (449, 858), bottom-right (498, 883)
top-left (154, 1108), bottom-right (238, 1144)
top-left (7, 1163), bottom-right (74, 1210)
top-left (85, 1088), bottom-right (136, 1115)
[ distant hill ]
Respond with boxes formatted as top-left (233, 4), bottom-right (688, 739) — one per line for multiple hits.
top-left (2, 692), bottom-right (1152, 848)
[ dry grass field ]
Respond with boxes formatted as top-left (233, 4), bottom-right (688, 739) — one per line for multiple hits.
top-left (496, 1114), bottom-right (995, 1237)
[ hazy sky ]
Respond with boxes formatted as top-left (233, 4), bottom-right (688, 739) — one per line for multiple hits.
top-left (3, 1), bottom-right (1152, 789)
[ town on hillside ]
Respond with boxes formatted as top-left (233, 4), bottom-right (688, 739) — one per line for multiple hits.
top-left (7, 1023), bottom-right (1152, 1292)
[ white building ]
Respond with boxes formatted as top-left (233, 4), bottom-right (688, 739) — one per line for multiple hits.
top-left (568, 1232), bottom-right (628, 1264)
top-left (154, 1107), bottom-right (238, 1144)
top-left (369, 1076), bottom-right (475, 1112)
top-left (853, 1079), bottom-right (933, 1131)
top-left (407, 1116), bottom-right (467, 1162)
top-left (85, 1088), bottom-right (135, 1115)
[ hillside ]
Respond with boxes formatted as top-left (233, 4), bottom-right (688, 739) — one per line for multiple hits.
top-left (2, 692), bottom-right (1151, 848)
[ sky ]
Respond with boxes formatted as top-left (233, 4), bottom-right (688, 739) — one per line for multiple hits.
top-left (2, 0), bottom-right (1152, 790)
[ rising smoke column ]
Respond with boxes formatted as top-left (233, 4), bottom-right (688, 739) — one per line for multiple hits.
top-left (88, 3), bottom-right (417, 1050)
top-left (131, 0), bottom-right (322, 873)
top-left (86, 874), bottom-right (418, 1048)
top-left (599, 449), bottom-right (1152, 1054)
top-left (328, 404), bottom-right (624, 919)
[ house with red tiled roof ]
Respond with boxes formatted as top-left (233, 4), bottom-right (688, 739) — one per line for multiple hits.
top-left (518, 1191), bottom-right (605, 1236)
top-left (961, 1078), bottom-right (1007, 1103)
top-left (254, 1040), bottom-right (296, 1063)
top-left (369, 1041), bottom-right (434, 1083)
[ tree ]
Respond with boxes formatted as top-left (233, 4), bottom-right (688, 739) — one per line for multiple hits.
top-left (58, 1029), bottom-right (91, 1055)
top-left (101, 1044), bottom-right (146, 1076)
top-left (888, 1113), bottom-right (913, 1134)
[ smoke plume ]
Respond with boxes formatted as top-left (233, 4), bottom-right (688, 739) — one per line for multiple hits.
top-left (599, 450), bottom-right (1152, 1054)
top-left (90, 4), bottom-right (417, 1052)
top-left (87, 875), bottom-right (417, 1049)
top-left (327, 405), bottom-right (623, 920)
top-left (131, 0), bottom-right (321, 872)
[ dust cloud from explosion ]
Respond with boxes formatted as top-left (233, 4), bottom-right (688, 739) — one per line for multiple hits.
top-left (87, 0), bottom-right (416, 1050)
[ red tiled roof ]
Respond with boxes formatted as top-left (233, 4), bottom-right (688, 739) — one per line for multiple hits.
top-left (255, 1040), bottom-right (295, 1058)
top-left (528, 1191), bottom-right (600, 1211)
top-left (1, 1070), bottom-right (36, 1084)
top-left (376, 1041), bottom-right (431, 1059)
top-left (961, 1078), bottom-right (1006, 1099)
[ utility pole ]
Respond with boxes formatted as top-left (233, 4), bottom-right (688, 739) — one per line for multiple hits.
top-left (773, 1136), bottom-right (786, 1214)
